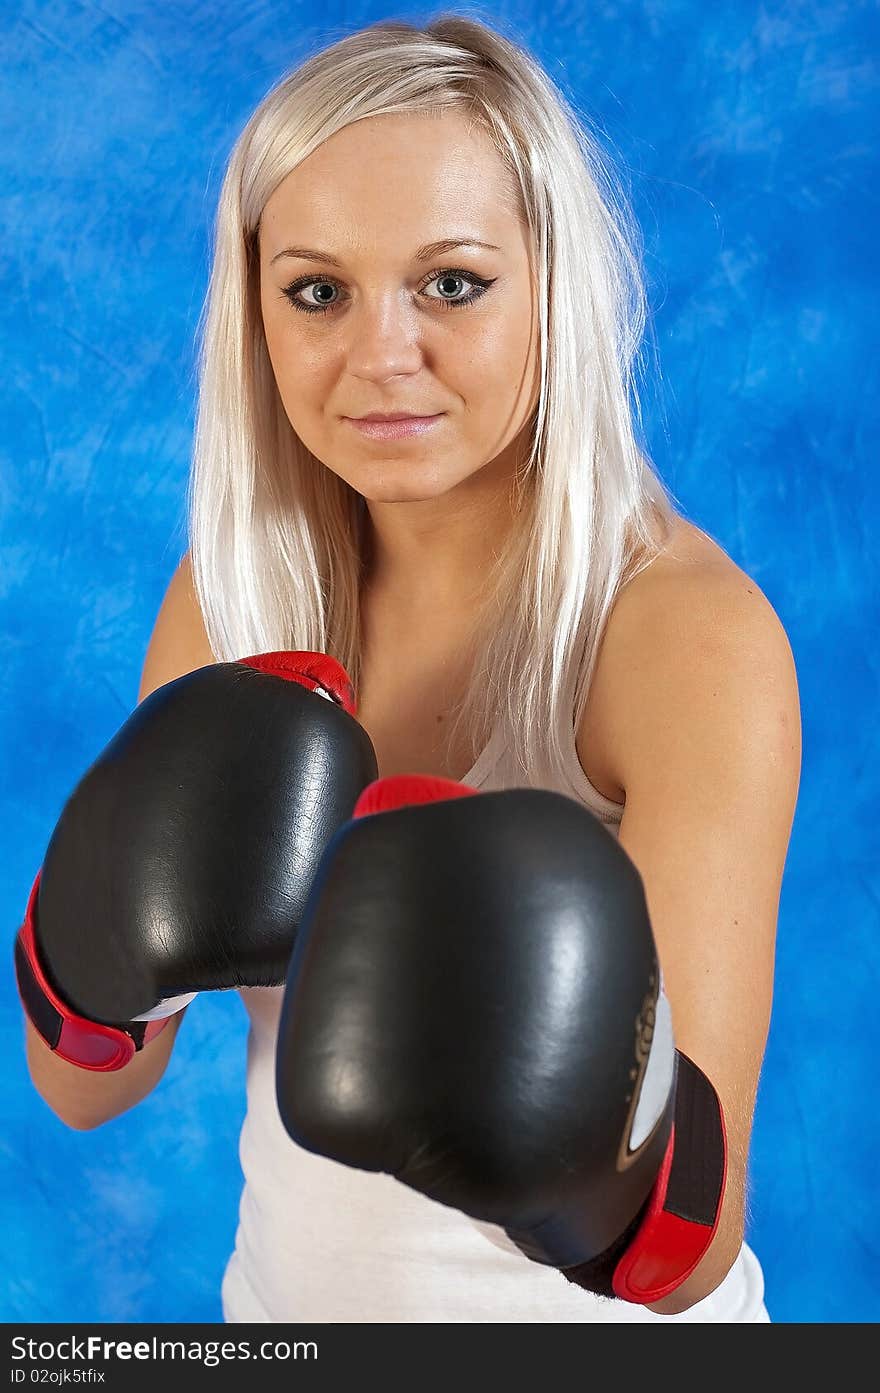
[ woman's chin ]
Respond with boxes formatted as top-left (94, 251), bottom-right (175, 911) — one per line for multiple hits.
top-left (347, 463), bottom-right (466, 504)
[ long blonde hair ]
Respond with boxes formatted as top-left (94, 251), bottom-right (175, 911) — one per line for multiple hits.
top-left (186, 11), bottom-right (682, 789)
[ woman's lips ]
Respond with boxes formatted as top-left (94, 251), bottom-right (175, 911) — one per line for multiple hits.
top-left (345, 414), bottom-right (444, 440)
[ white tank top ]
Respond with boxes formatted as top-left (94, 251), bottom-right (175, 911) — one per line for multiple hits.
top-left (221, 725), bottom-right (770, 1323)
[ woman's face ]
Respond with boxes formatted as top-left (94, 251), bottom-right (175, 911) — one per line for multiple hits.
top-left (258, 110), bottom-right (540, 503)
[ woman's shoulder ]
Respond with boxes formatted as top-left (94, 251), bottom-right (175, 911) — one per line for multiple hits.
top-left (619, 514), bottom-right (768, 625)
top-left (578, 516), bottom-right (785, 801)
top-left (637, 514), bottom-right (742, 583)
top-left (138, 551), bottom-right (218, 704)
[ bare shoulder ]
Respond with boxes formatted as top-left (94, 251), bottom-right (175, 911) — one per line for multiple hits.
top-left (619, 516), bottom-right (781, 624)
top-left (580, 517), bottom-right (800, 799)
top-left (137, 551), bottom-right (217, 703)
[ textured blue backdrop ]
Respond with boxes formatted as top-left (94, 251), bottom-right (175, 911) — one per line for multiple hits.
top-left (2, 1), bottom-right (877, 1324)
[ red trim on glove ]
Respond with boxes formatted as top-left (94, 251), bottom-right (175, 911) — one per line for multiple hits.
top-left (353, 773), bottom-right (479, 818)
top-left (14, 869), bottom-right (170, 1071)
top-left (241, 651), bottom-right (357, 716)
top-left (613, 1062), bottom-right (728, 1303)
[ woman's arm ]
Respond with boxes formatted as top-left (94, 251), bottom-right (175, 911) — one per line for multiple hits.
top-left (22, 552), bottom-right (217, 1130)
top-left (582, 559), bottom-right (802, 1313)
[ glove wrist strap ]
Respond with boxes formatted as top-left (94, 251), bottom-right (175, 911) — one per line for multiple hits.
top-left (611, 1052), bottom-right (728, 1302)
top-left (14, 871), bottom-right (169, 1072)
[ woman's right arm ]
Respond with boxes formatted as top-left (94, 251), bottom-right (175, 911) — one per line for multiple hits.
top-left (22, 552), bottom-right (217, 1131)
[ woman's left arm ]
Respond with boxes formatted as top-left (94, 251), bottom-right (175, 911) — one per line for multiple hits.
top-left (589, 564), bottom-right (802, 1314)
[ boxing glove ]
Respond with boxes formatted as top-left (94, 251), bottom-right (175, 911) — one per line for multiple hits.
top-left (15, 651), bottom-right (377, 1071)
top-left (275, 774), bottom-right (726, 1305)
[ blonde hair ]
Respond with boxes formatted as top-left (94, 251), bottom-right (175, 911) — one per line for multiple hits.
top-left (186, 10), bottom-right (682, 789)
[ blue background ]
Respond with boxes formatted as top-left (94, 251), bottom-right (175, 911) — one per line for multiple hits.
top-left (2, 1), bottom-right (877, 1324)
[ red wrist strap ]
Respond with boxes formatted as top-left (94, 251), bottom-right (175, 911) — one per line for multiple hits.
top-left (612, 1052), bottom-right (728, 1302)
top-left (13, 869), bottom-right (170, 1072)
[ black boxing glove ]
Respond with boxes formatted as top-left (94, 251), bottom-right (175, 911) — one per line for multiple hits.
top-left (15, 651), bottom-right (377, 1071)
top-left (275, 774), bottom-right (726, 1305)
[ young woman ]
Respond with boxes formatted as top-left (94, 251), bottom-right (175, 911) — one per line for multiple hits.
top-left (25, 14), bottom-right (800, 1323)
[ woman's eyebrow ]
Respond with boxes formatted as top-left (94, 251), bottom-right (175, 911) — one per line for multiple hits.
top-left (269, 237), bottom-right (502, 268)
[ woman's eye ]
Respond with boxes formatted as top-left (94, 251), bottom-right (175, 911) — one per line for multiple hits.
top-left (282, 269), bottom-right (494, 316)
top-left (421, 272), bottom-right (489, 308)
